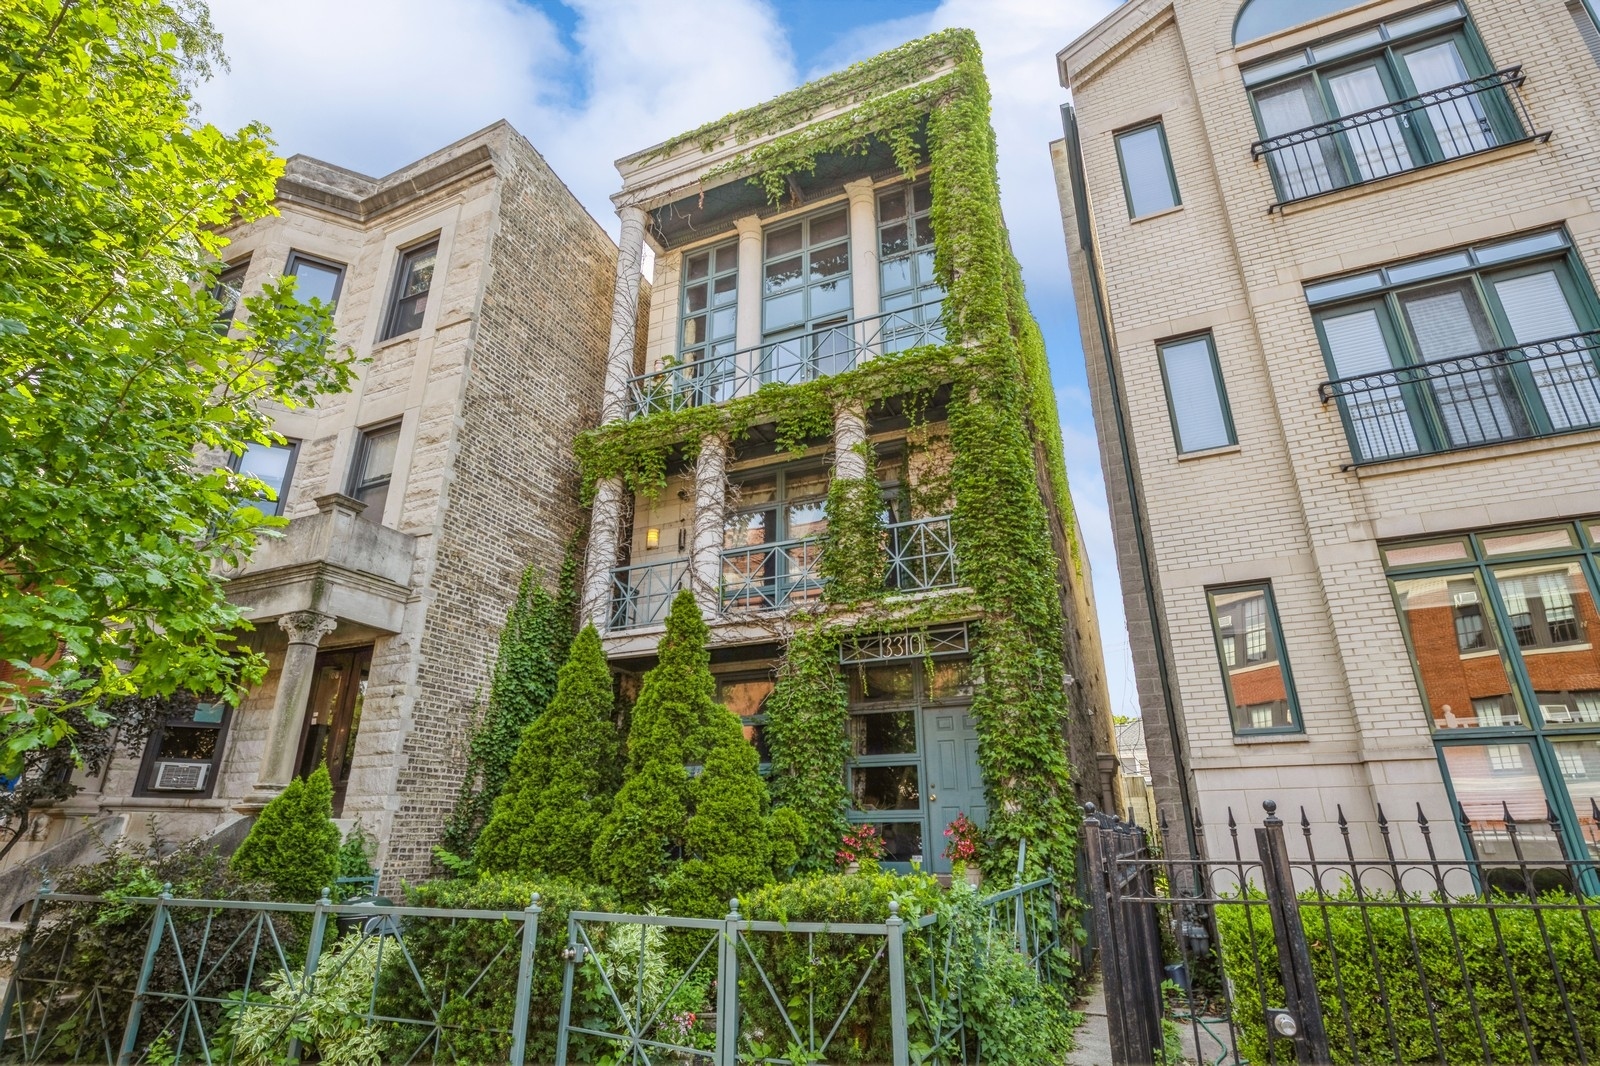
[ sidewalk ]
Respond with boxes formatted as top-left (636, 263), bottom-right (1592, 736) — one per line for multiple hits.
top-left (1068, 974), bottom-right (1236, 1066)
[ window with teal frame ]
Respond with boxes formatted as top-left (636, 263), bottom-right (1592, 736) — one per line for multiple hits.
top-left (1205, 583), bottom-right (1304, 736)
top-left (1114, 121), bottom-right (1180, 219)
top-left (1158, 333), bottom-right (1236, 453)
top-left (1384, 519), bottom-right (1600, 887)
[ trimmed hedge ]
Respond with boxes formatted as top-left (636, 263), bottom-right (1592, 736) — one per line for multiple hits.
top-left (1217, 891), bottom-right (1600, 1065)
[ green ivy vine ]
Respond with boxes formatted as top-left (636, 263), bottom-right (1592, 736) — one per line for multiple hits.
top-left (583, 26), bottom-right (1086, 903)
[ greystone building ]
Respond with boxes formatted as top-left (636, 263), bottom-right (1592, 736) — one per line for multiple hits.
top-left (0, 122), bottom-right (616, 903)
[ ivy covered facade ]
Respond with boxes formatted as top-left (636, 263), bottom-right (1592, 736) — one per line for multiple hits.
top-left (581, 30), bottom-right (1122, 879)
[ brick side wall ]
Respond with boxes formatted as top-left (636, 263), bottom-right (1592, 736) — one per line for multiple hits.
top-left (383, 132), bottom-right (615, 882)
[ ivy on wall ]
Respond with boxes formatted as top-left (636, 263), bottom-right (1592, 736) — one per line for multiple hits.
top-left (579, 28), bottom-right (1085, 887)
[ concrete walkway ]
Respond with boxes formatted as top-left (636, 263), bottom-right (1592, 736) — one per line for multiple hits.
top-left (1068, 974), bottom-right (1237, 1066)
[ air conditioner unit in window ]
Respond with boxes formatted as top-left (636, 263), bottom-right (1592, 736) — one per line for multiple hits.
top-left (152, 761), bottom-right (209, 791)
top-left (1452, 590), bottom-right (1480, 606)
top-left (1542, 703), bottom-right (1575, 723)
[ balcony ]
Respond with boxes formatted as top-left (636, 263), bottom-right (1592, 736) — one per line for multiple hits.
top-left (1319, 330), bottom-right (1600, 464)
top-left (1252, 68), bottom-right (1545, 208)
top-left (625, 301), bottom-right (945, 420)
top-left (605, 517), bottom-right (960, 632)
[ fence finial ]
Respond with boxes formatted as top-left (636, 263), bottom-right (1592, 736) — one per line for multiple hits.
top-left (1262, 799), bottom-right (1280, 826)
top-left (887, 899), bottom-right (901, 922)
top-left (319, 887), bottom-right (332, 905)
top-left (529, 892), bottom-right (542, 912)
top-left (160, 882), bottom-right (173, 900)
top-left (1415, 803), bottom-right (1429, 828)
top-left (726, 897), bottom-right (741, 921)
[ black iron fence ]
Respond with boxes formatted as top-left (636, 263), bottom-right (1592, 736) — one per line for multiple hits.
top-left (1084, 801), bottom-right (1600, 1066)
top-left (1251, 67), bottom-right (1546, 208)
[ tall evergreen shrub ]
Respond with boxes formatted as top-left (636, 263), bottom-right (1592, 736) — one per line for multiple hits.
top-left (475, 625), bottom-right (620, 880)
top-left (230, 766), bottom-right (340, 902)
top-left (441, 567), bottom-right (573, 856)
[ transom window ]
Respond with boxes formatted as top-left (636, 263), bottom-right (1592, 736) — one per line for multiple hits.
top-left (1205, 584), bottom-right (1303, 735)
top-left (1244, 3), bottom-right (1531, 204)
top-left (877, 182), bottom-right (945, 350)
top-left (1313, 230), bottom-right (1600, 463)
top-left (761, 208), bottom-right (852, 382)
top-left (1386, 519), bottom-right (1600, 874)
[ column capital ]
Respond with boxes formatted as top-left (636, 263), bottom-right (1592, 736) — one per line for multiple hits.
top-left (734, 213), bottom-right (764, 240)
top-left (843, 176), bottom-right (878, 206)
top-left (278, 610), bottom-right (338, 647)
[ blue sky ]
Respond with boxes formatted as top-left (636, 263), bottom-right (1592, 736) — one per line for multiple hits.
top-left (192, 0), bottom-right (1135, 716)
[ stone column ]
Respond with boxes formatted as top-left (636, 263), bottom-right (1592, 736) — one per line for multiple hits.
top-left (844, 178), bottom-right (881, 361)
top-left (601, 204), bottom-right (649, 424)
top-left (255, 610), bottom-right (338, 793)
top-left (833, 398), bottom-right (870, 480)
top-left (582, 477), bottom-right (625, 631)
top-left (690, 434), bottom-right (728, 614)
top-left (733, 214), bottom-right (764, 396)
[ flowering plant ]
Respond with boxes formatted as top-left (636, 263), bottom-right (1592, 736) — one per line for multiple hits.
top-left (942, 812), bottom-right (980, 864)
top-left (835, 824), bottom-right (885, 868)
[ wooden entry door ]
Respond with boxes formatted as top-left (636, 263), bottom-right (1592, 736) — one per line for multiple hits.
top-left (922, 705), bottom-right (986, 876)
top-left (296, 646), bottom-right (371, 814)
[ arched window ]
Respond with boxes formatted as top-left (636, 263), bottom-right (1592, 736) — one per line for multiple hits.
top-left (1234, 0), bottom-right (1369, 44)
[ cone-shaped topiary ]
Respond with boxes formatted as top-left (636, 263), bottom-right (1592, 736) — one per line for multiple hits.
top-left (475, 625), bottom-right (621, 880)
top-left (591, 591), bottom-right (712, 903)
top-left (230, 765), bottom-right (341, 902)
top-left (442, 568), bottom-right (573, 857)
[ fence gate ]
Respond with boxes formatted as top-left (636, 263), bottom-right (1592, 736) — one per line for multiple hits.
top-left (1083, 799), bottom-right (1600, 1066)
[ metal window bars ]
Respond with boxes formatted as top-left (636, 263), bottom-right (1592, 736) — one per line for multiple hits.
top-left (885, 516), bottom-right (958, 593)
top-left (623, 301), bottom-right (946, 421)
top-left (1319, 329), bottom-right (1600, 464)
top-left (1251, 67), bottom-right (1547, 209)
top-left (609, 558), bottom-right (689, 632)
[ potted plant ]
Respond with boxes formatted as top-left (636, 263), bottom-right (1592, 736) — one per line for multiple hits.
top-left (943, 813), bottom-right (982, 888)
top-left (835, 824), bottom-right (885, 874)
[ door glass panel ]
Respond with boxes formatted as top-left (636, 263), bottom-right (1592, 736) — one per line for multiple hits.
top-left (334, 661), bottom-right (369, 789)
top-left (1402, 40), bottom-right (1493, 157)
top-left (849, 711), bottom-right (917, 756)
top-left (1321, 307), bottom-right (1419, 459)
top-left (1551, 737), bottom-right (1600, 861)
top-left (851, 765), bottom-right (920, 810)
top-left (1400, 280), bottom-right (1529, 446)
top-left (1326, 64), bottom-right (1413, 179)
top-left (1391, 572), bottom-right (1525, 729)
top-left (1492, 270), bottom-right (1600, 430)
top-left (1442, 742), bottom-right (1571, 892)
top-left (857, 822), bottom-right (923, 864)
top-left (1255, 75), bottom-right (1341, 198)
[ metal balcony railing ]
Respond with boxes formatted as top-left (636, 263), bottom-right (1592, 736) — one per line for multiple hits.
top-left (625, 301), bottom-right (945, 420)
top-left (1319, 329), bottom-right (1600, 464)
top-left (885, 516), bottom-right (957, 593)
top-left (608, 557), bottom-right (687, 631)
top-left (719, 537), bottom-right (824, 613)
top-left (1251, 67), bottom-right (1546, 208)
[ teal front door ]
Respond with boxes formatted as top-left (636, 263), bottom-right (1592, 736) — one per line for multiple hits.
top-left (922, 706), bottom-right (986, 875)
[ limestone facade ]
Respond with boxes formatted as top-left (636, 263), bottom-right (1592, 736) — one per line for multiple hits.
top-left (1053, 0), bottom-right (1600, 866)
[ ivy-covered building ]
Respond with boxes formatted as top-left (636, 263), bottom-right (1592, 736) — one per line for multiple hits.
top-left (579, 30), bottom-right (1121, 877)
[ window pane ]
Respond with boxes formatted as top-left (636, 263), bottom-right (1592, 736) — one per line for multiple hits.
top-left (1116, 124), bottom-right (1179, 217)
top-left (1159, 337), bottom-right (1232, 452)
top-left (1391, 572), bottom-right (1524, 729)
top-left (1551, 737), bottom-right (1600, 861)
top-left (714, 244), bottom-right (738, 274)
top-left (928, 659), bottom-right (976, 701)
top-left (1255, 76), bottom-right (1340, 199)
top-left (810, 210), bottom-right (847, 244)
top-left (213, 262), bottom-right (248, 323)
top-left (685, 252), bottom-right (710, 281)
top-left (850, 663), bottom-right (914, 705)
top-left (1482, 527), bottom-right (1578, 555)
top-left (849, 711), bottom-right (917, 756)
top-left (156, 726), bottom-right (218, 760)
top-left (878, 190), bottom-right (906, 221)
top-left (851, 765), bottom-right (920, 810)
top-left (1383, 538), bottom-right (1471, 567)
top-left (1441, 742), bottom-right (1571, 890)
top-left (1490, 562), bottom-right (1590, 651)
top-left (717, 677), bottom-right (773, 717)
top-left (356, 481), bottom-right (389, 521)
top-left (766, 224), bottom-right (802, 258)
top-left (1320, 307), bottom-right (1419, 461)
top-left (238, 442), bottom-right (293, 512)
top-left (1207, 586), bottom-right (1298, 733)
top-left (400, 248), bottom-right (436, 297)
top-left (361, 428), bottom-right (400, 482)
top-left (289, 258), bottom-right (342, 305)
top-left (787, 501), bottom-right (827, 540)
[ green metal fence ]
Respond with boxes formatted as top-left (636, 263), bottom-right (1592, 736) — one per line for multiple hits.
top-left (1, 874), bottom-right (1062, 1066)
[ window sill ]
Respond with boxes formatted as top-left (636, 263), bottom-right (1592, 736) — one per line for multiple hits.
top-left (1130, 204), bottom-right (1184, 225)
top-left (1232, 731), bottom-right (1310, 746)
top-left (116, 796), bottom-right (231, 810)
top-left (1348, 424), bottom-right (1600, 478)
top-left (1271, 137), bottom-right (1545, 217)
top-left (370, 330), bottom-right (420, 354)
top-left (1177, 443), bottom-right (1241, 462)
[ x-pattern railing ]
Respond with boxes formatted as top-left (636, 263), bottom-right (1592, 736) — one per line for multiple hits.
top-left (719, 538), bottom-right (823, 614)
top-left (886, 516), bottom-right (957, 593)
top-left (624, 302), bottom-right (946, 421)
top-left (609, 558), bottom-right (689, 631)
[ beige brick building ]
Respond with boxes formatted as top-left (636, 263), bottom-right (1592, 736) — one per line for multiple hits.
top-left (0, 122), bottom-right (615, 903)
top-left (1053, 0), bottom-right (1600, 872)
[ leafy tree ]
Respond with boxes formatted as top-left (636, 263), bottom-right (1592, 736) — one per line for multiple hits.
top-left (230, 766), bottom-right (341, 902)
top-left (441, 568), bottom-right (573, 856)
top-left (475, 625), bottom-right (620, 880)
top-left (593, 591), bottom-right (796, 908)
top-left (0, 0), bottom-right (358, 774)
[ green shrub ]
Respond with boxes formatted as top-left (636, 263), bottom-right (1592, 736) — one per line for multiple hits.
top-left (226, 932), bottom-right (386, 1066)
top-left (442, 567), bottom-right (573, 856)
top-left (1217, 889), bottom-right (1600, 1064)
top-left (475, 625), bottom-right (621, 881)
top-left (333, 821), bottom-right (377, 900)
top-left (230, 766), bottom-right (340, 902)
top-left (375, 874), bottom-right (617, 1064)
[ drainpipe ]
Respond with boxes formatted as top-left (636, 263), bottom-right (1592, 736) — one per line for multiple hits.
top-left (1060, 103), bottom-right (1200, 863)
